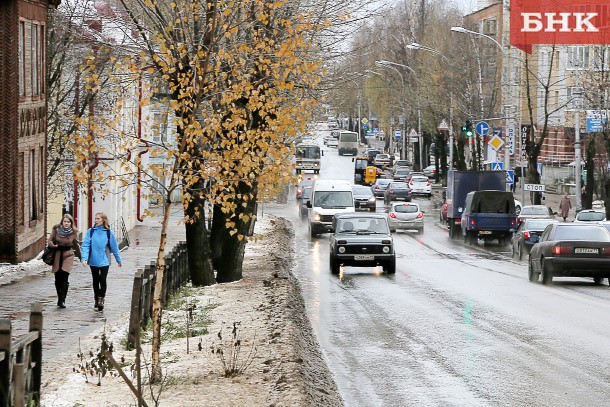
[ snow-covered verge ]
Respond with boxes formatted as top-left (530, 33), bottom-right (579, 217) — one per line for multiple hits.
top-left (40, 215), bottom-right (343, 407)
top-left (0, 258), bottom-right (48, 287)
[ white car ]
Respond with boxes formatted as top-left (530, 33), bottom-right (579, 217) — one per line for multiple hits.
top-left (327, 137), bottom-right (338, 148)
top-left (387, 202), bottom-right (424, 234)
top-left (408, 175), bottom-right (432, 197)
top-left (574, 209), bottom-right (606, 223)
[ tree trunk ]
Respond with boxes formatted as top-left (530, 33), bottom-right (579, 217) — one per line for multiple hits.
top-left (183, 192), bottom-right (216, 286)
top-left (210, 203), bottom-right (228, 272)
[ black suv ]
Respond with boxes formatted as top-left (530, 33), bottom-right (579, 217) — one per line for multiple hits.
top-left (366, 149), bottom-right (382, 165)
top-left (329, 213), bottom-right (396, 274)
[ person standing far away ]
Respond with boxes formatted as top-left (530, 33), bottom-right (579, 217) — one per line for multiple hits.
top-left (81, 212), bottom-right (122, 311)
top-left (559, 194), bottom-right (572, 222)
top-left (48, 214), bottom-right (81, 308)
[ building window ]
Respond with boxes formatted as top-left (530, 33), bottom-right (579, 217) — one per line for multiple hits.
top-left (19, 153), bottom-right (24, 226)
top-left (153, 112), bottom-right (168, 143)
top-left (567, 46), bottom-right (590, 69)
top-left (29, 149), bottom-right (37, 220)
top-left (31, 24), bottom-right (38, 96)
top-left (39, 146), bottom-right (44, 215)
top-left (19, 21), bottom-right (26, 96)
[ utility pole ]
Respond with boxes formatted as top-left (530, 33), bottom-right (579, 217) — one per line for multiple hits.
top-left (575, 63), bottom-right (582, 211)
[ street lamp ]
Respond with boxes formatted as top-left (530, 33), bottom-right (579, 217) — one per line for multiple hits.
top-left (406, 43), bottom-right (455, 173)
top-left (339, 75), bottom-right (363, 143)
top-left (374, 60), bottom-right (423, 169)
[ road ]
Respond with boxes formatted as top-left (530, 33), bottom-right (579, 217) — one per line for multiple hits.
top-left (267, 129), bottom-right (610, 406)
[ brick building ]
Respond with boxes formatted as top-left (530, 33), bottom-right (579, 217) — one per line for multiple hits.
top-left (0, 0), bottom-right (60, 263)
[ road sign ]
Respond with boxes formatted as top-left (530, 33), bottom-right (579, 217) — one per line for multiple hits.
top-left (488, 134), bottom-right (504, 151)
top-left (492, 162), bottom-right (504, 171)
top-left (437, 119), bottom-right (449, 131)
top-left (507, 124), bottom-right (515, 155)
top-left (524, 184), bottom-right (545, 192)
top-left (506, 170), bottom-right (514, 185)
top-left (476, 121), bottom-right (490, 136)
top-left (520, 124), bottom-right (530, 162)
top-left (361, 118), bottom-right (368, 125)
top-left (394, 129), bottom-right (402, 140)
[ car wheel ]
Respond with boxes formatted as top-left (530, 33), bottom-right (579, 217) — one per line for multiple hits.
top-left (593, 276), bottom-right (604, 285)
top-left (528, 257), bottom-right (540, 282)
top-left (329, 256), bottom-right (340, 274)
top-left (428, 193), bottom-right (432, 198)
top-left (516, 205), bottom-right (522, 215)
top-left (517, 243), bottom-right (523, 261)
top-left (467, 231), bottom-right (476, 245)
top-left (541, 258), bottom-right (553, 285)
top-left (384, 257), bottom-right (396, 274)
top-left (511, 242), bottom-right (516, 259)
top-left (309, 225), bottom-right (317, 238)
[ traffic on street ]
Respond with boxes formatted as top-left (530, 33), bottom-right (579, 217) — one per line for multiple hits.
top-left (268, 125), bottom-right (610, 406)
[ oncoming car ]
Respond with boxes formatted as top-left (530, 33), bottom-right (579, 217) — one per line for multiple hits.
top-left (329, 214), bottom-right (396, 275)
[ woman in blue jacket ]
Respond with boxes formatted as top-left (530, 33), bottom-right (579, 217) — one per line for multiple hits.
top-left (81, 212), bottom-right (122, 311)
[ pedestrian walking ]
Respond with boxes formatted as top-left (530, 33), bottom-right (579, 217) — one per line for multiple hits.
top-left (559, 194), bottom-right (572, 222)
top-left (48, 214), bottom-right (81, 308)
top-left (81, 212), bottom-right (122, 311)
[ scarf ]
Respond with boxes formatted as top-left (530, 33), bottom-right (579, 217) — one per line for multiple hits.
top-left (56, 225), bottom-right (74, 238)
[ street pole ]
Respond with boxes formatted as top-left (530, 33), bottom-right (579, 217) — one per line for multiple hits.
top-left (575, 63), bottom-right (582, 210)
top-left (418, 107), bottom-right (423, 171)
top-left (449, 98), bottom-right (454, 171)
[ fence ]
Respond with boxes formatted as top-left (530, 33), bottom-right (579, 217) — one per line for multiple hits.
top-left (128, 242), bottom-right (189, 348)
top-left (0, 303), bottom-right (43, 407)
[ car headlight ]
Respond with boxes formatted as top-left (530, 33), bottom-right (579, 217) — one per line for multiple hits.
top-left (314, 212), bottom-right (321, 221)
top-left (382, 246), bottom-right (390, 253)
top-left (338, 246), bottom-right (346, 254)
top-left (368, 197), bottom-right (376, 202)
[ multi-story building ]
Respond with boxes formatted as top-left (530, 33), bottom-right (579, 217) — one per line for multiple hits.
top-left (0, 0), bottom-right (60, 263)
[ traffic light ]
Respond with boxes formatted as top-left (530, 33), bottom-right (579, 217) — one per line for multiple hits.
top-left (461, 120), bottom-right (473, 138)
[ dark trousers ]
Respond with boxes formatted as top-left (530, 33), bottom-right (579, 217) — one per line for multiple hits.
top-left (54, 270), bottom-right (70, 301)
top-left (90, 266), bottom-right (109, 298)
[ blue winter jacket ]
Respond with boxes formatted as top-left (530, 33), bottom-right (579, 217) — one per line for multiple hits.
top-left (81, 226), bottom-right (122, 267)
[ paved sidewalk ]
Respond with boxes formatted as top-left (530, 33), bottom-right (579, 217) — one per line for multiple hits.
top-left (0, 207), bottom-right (185, 365)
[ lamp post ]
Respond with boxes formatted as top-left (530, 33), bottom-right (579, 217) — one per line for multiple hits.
top-left (406, 43), bottom-right (455, 172)
top-left (341, 76), bottom-right (363, 143)
top-left (375, 60), bottom-right (422, 168)
top-left (451, 26), bottom-right (513, 185)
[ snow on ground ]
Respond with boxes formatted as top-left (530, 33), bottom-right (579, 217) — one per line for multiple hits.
top-left (0, 256), bottom-right (48, 287)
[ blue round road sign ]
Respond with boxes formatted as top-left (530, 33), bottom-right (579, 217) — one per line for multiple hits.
top-left (476, 121), bottom-right (490, 136)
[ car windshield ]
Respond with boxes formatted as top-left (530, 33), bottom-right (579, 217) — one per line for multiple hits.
top-left (352, 186), bottom-right (372, 195)
top-left (355, 160), bottom-right (368, 169)
top-left (395, 160), bottom-right (410, 167)
top-left (375, 180), bottom-right (392, 187)
top-left (554, 225), bottom-right (610, 241)
top-left (525, 219), bottom-right (556, 230)
top-left (301, 187), bottom-right (312, 200)
top-left (337, 217), bottom-right (389, 234)
top-left (393, 204), bottom-right (418, 213)
top-left (389, 182), bottom-right (408, 189)
top-left (412, 176), bottom-right (428, 183)
top-left (576, 211), bottom-right (605, 221)
top-left (313, 191), bottom-right (353, 208)
top-left (521, 206), bottom-right (549, 215)
top-left (376, 155), bottom-right (390, 160)
top-left (395, 169), bottom-right (410, 175)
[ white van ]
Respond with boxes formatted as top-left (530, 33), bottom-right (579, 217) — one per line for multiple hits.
top-left (307, 179), bottom-right (355, 237)
top-left (338, 131), bottom-right (359, 156)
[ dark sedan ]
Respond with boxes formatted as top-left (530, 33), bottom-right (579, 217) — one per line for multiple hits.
top-left (352, 185), bottom-right (377, 212)
top-left (511, 218), bottom-right (558, 260)
top-left (528, 223), bottom-right (610, 285)
top-left (383, 182), bottom-right (412, 205)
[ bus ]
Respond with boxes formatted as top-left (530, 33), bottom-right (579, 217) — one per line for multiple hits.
top-left (338, 131), bottom-right (359, 155)
top-left (295, 143), bottom-right (322, 174)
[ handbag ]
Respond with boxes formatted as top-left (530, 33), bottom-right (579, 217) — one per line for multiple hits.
top-left (42, 246), bottom-right (56, 266)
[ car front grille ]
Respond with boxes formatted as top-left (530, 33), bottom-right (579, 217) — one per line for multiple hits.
top-left (320, 215), bottom-right (335, 223)
top-left (343, 245), bottom-right (386, 254)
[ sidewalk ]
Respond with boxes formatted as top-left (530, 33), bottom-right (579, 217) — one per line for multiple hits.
top-left (0, 207), bottom-right (185, 363)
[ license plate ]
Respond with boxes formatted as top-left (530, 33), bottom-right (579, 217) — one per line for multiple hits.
top-left (354, 255), bottom-right (375, 261)
top-left (574, 248), bottom-right (599, 254)
top-left (479, 231), bottom-right (492, 235)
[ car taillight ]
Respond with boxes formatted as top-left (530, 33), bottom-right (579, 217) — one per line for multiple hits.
top-left (470, 219), bottom-right (475, 226)
top-left (409, 181), bottom-right (414, 186)
top-left (389, 212), bottom-right (397, 218)
top-left (375, 185), bottom-right (379, 189)
top-left (523, 231), bottom-right (530, 240)
top-left (553, 243), bottom-right (571, 256)
top-left (517, 217), bottom-right (522, 224)
top-left (389, 189), bottom-right (394, 194)
top-left (417, 213), bottom-right (424, 219)
top-left (602, 246), bottom-right (610, 256)
top-left (426, 180), bottom-right (430, 186)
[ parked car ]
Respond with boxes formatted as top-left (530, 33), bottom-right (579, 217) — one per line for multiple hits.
top-left (371, 178), bottom-right (393, 197)
top-left (299, 186), bottom-right (312, 219)
top-left (408, 175), bottom-right (432, 197)
top-left (527, 223), bottom-right (610, 285)
top-left (514, 199), bottom-right (522, 215)
top-left (574, 209), bottom-right (607, 222)
top-left (511, 218), bottom-right (559, 260)
top-left (423, 164), bottom-right (438, 178)
top-left (373, 154), bottom-right (391, 168)
top-left (517, 205), bottom-right (554, 225)
top-left (387, 202), bottom-right (424, 234)
top-left (384, 182), bottom-right (412, 205)
top-left (329, 213), bottom-right (396, 274)
top-left (393, 168), bottom-right (411, 182)
top-left (296, 178), bottom-right (314, 199)
top-left (326, 137), bottom-right (338, 148)
top-left (352, 185), bottom-right (377, 212)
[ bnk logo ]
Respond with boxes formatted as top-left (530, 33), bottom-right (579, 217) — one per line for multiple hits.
top-left (511, 0), bottom-right (610, 53)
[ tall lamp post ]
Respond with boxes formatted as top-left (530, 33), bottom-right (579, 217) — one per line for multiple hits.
top-left (375, 60), bottom-right (423, 169)
top-left (451, 27), bottom-right (513, 188)
top-left (406, 43), bottom-right (455, 172)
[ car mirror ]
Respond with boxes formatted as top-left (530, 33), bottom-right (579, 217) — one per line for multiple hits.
top-left (306, 201), bottom-right (312, 208)
top-left (321, 151), bottom-right (324, 156)
top-left (351, 157), bottom-right (354, 162)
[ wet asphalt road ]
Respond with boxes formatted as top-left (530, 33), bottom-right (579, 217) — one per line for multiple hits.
top-left (266, 132), bottom-right (610, 407)
top-left (0, 210), bottom-right (185, 372)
